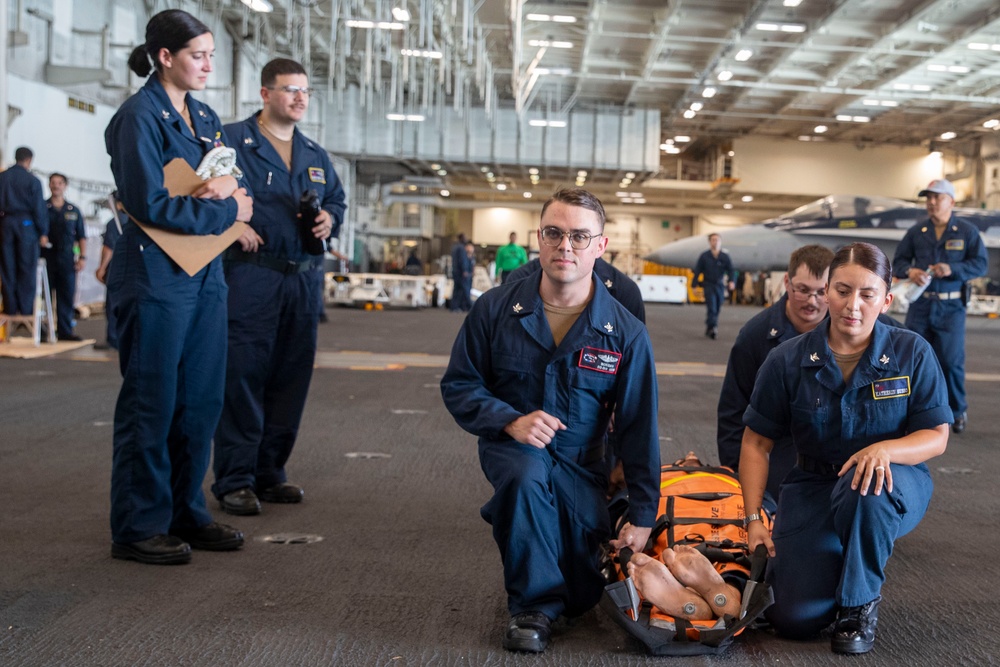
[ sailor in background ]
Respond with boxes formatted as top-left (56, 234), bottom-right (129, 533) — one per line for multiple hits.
top-left (891, 178), bottom-right (987, 434)
top-left (43, 173), bottom-right (86, 341)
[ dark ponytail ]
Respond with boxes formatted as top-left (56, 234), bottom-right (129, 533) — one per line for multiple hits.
top-left (128, 9), bottom-right (211, 77)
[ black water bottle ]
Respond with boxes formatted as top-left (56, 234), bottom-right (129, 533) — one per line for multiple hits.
top-left (299, 189), bottom-right (325, 255)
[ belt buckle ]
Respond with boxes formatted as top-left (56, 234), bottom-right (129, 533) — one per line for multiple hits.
top-left (285, 260), bottom-right (298, 275)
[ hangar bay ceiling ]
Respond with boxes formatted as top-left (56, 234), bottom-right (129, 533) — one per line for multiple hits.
top-left (169, 1), bottom-right (1000, 210)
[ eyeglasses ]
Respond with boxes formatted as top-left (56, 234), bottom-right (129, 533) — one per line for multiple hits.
top-left (789, 281), bottom-right (826, 300)
top-left (268, 85), bottom-right (313, 97)
top-left (539, 226), bottom-right (601, 249)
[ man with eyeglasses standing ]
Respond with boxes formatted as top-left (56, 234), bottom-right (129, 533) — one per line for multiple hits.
top-left (212, 58), bottom-right (346, 516)
top-left (441, 188), bottom-right (660, 653)
top-left (892, 179), bottom-right (987, 435)
top-left (693, 232), bottom-right (735, 339)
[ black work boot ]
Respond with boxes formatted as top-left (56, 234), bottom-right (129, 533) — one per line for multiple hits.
top-left (503, 611), bottom-right (552, 653)
top-left (831, 596), bottom-right (880, 654)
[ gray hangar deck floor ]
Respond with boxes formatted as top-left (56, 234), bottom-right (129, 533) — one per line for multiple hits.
top-left (1, 302), bottom-right (998, 666)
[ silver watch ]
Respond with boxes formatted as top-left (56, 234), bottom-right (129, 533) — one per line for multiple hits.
top-left (743, 512), bottom-right (763, 528)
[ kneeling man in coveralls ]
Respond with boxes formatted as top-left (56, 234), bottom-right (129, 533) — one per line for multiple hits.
top-left (441, 188), bottom-right (660, 653)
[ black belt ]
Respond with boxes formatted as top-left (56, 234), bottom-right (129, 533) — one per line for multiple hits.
top-left (224, 248), bottom-right (322, 275)
top-left (921, 290), bottom-right (961, 301)
top-left (796, 454), bottom-right (842, 477)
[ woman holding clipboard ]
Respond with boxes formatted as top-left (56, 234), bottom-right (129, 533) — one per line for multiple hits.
top-left (104, 9), bottom-right (253, 565)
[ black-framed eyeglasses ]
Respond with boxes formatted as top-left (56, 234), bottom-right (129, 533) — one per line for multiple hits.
top-left (539, 226), bottom-right (601, 249)
top-left (789, 281), bottom-right (826, 300)
top-left (268, 85), bottom-right (313, 97)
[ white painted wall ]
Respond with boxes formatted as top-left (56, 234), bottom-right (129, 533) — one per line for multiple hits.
top-left (7, 74), bottom-right (116, 188)
top-left (471, 207), bottom-right (537, 246)
top-left (733, 136), bottom-right (944, 199)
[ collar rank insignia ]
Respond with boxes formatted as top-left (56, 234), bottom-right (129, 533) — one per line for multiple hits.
top-left (244, 137), bottom-right (254, 144)
top-left (604, 322), bottom-right (614, 333)
top-left (809, 352), bottom-right (819, 362)
top-left (880, 354), bottom-right (890, 365)
top-left (161, 109), bottom-right (170, 119)
top-left (199, 109), bottom-right (207, 118)
top-left (512, 303), bottom-right (523, 313)
top-left (605, 279), bottom-right (613, 289)
top-left (769, 328), bottom-right (778, 336)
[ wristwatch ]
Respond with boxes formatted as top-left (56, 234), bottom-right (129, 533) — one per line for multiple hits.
top-left (743, 512), bottom-right (763, 528)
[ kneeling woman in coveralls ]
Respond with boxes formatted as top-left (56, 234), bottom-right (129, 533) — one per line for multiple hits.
top-left (104, 9), bottom-right (254, 564)
top-left (740, 242), bottom-right (950, 654)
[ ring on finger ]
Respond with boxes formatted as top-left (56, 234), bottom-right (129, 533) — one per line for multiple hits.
top-left (875, 465), bottom-right (885, 472)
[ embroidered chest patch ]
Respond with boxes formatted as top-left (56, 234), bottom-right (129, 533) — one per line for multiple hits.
top-left (872, 376), bottom-right (910, 399)
top-left (945, 239), bottom-right (965, 251)
top-left (308, 167), bottom-right (326, 183)
top-left (579, 346), bottom-right (621, 375)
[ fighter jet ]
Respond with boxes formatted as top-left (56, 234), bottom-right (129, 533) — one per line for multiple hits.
top-left (646, 194), bottom-right (1000, 283)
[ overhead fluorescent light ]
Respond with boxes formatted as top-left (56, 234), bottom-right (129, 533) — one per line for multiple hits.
top-left (523, 192), bottom-right (532, 198)
top-left (440, 190), bottom-right (450, 197)
top-left (528, 40), bottom-right (574, 48)
top-left (783, 0), bottom-right (803, 6)
top-left (528, 167), bottom-right (539, 175)
top-left (528, 119), bottom-right (567, 128)
top-left (702, 87), bottom-right (717, 98)
top-left (401, 49), bottom-right (443, 58)
top-left (496, 183), bottom-right (508, 191)
top-left (689, 102), bottom-right (704, 111)
top-left (386, 113), bottom-right (425, 121)
top-left (927, 64), bottom-right (970, 73)
top-left (717, 70), bottom-right (733, 81)
top-left (534, 67), bottom-right (571, 76)
top-left (735, 49), bottom-right (753, 62)
top-left (674, 135), bottom-right (691, 142)
top-left (814, 125), bottom-right (828, 133)
top-left (983, 119), bottom-right (1000, 129)
top-left (526, 13), bottom-right (576, 23)
top-left (346, 19), bottom-right (404, 29)
top-left (940, 131), bottom-right (957, 140)
top-left (683, 110), bottom-right (696, 119)
top-left (756, 22), bottom-right (806, 33)
top-left (723, 203), bottom-right (734, 209)
top-left (391, 7), bottom-right (410, 21)
top-left (240, 0), bottom-right (273, 11)
top-left (742, 195), bottom-right (754, 202)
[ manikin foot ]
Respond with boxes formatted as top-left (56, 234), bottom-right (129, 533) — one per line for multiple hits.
top-left (627, 552), bottom-right (713, 620)
top-left (662, 545), bottom-right (742, 618)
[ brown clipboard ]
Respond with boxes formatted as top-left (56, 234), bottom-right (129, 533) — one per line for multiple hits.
top-left (125, 158), bottom-right (247, 277)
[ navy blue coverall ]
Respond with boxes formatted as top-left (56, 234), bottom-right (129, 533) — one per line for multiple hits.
top-left (505, 257), bottom-right (646, 323)
top-left (718, 296), bottom-right (902, 511)
top-left (693, 248), bottom-right (735, 330)
top-left (441, 273), bottom-right (660, 621)
top-left (211, 113), bottom-right (345, 499)
top-left (450, 240), bottom-right (472, 311)
top-left (0, 164), bottom-right (48, 314)
top-left (104, 75), bottom-right (242, 544)
top-left (101, 214), bottom-right (124, 349)
top-left (891, 217), bottom-right (988, 420)
top-left (744, 320), bottom-right (950, 638)
top-left (43, 198), bottom-right (85, 337)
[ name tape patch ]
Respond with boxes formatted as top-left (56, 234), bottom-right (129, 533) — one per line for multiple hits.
top-left (872, 376), bottom-right (910, 400)
top-left (579, 346), bottom-right (621, 375)
top-left (945, 239), bottom-right (965, 251)
top-left (308, 167), bottom-right (326, 184)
